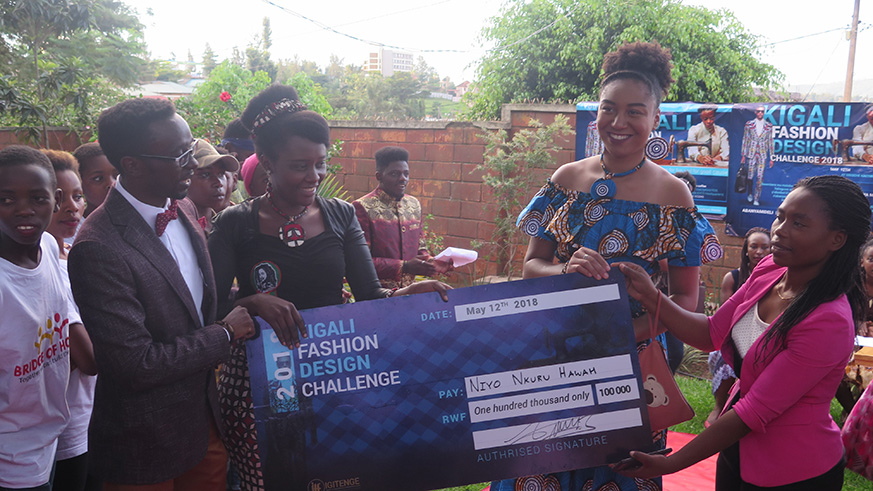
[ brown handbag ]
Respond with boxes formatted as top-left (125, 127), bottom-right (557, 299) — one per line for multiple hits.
top-left (638, 294), bottom-right (695, 431)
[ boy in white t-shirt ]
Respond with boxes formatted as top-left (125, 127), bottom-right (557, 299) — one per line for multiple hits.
top-left (0, 146), bottom-right (72, 490)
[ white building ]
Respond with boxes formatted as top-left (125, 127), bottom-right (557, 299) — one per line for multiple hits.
top-left (365, 48), bottom-right (413, 77)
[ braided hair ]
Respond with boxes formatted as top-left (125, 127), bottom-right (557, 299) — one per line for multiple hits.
top-left (760, 175), bottom-right (871, 355)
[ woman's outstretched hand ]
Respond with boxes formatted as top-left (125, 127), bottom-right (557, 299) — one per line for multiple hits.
top-left (610, 450), bottom-right (677, 479)
top-left (616, 262), bottom-right (660, 306)
top-left (395, 280), bottom-right (452, 302)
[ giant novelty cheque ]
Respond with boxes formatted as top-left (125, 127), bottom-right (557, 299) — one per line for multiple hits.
top-left (246, 272), bottom-right (655, 490)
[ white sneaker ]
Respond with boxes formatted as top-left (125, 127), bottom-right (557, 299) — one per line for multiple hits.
top-left (747, 194), bottom-right (753, 202)
top-left (753, 200), bottom-right (760, 206)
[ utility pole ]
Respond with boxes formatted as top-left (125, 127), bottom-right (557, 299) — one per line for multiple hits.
top-left (843, 0), bottom-right (861, 102)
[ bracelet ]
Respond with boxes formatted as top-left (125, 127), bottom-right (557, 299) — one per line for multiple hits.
top-left (561, 262), bottom-right (570, 274)
top-left (216, 320), bottom-right (235, 339)
top-left (386, 288), bottom-right (399, 298)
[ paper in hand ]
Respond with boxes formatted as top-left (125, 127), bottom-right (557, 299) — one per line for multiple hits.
top-left (433, 247), bottom-right (478, 267)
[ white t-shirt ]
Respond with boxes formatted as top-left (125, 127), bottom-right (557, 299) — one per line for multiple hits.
top-left (0, 233), bottom-right (72, 488)
top-left (55, 256), bottom-right (97, 461)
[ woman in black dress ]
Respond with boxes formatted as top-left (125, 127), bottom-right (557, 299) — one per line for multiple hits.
top-left (208, 84), bottom-right (448, 490)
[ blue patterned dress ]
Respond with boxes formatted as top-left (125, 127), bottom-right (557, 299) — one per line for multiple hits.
top-left (492, 180), bottom-right (723, 491)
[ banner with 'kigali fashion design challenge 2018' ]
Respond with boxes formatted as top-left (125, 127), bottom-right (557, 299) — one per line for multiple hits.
top-left (577, 102), bottom-right (873, 237)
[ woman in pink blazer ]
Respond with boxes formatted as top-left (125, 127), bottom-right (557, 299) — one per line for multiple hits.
top-left (615, 175), bottom-right (870, 489)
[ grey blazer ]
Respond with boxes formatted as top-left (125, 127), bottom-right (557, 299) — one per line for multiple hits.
top-left (69, 189), bottom-right (231, 485)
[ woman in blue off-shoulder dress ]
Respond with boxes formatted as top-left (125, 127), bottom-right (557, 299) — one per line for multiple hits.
top-left (492, 41), bottom-right (722, 491)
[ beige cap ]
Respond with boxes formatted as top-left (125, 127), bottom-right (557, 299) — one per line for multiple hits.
top-left (193, 139), bottom-right (240, 173)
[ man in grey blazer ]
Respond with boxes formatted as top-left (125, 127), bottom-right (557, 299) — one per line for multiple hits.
top-left (69, 98), bottom-right (255, 489)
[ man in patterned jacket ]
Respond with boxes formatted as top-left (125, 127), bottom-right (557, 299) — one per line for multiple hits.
top-left (741, 105), bottom-right (775, 206)
top-left (353, 146), bottom-right (451, 288)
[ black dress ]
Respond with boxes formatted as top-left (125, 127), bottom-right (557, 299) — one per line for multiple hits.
top-left (208, 196), bottom-right (388, 491)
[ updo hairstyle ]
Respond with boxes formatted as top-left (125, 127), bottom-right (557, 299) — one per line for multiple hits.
top-left (600, 41), bottom-right (675, 105)
top-left (240, 84), bottom-right (330, 161)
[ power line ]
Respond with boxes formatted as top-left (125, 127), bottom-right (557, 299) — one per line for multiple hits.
top-left (269, 0), bottom-right (455, 44)
top-left (258, 0), bottom-right (568, 55)
top-left (762, 22), bottom-right (869, 47)
top-left (801, 34), bottom-right (844, 102)
top-left (259, 0), bottom-right (470, 53)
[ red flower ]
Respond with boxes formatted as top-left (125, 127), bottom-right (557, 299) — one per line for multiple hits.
top-left (220, 91), bottom-right (232, 102)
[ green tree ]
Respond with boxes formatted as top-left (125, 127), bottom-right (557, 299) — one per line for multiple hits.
top-left (140, 59), bottom-right (187, 82)
top-left (386, 72), bottom-right (424, 107)
top-left (285, 72), bottom-right (333, 118)
top-left (341, 72), bottom-right (427, 119)
top-left (412, 56), bottom-right (440, 92)
top-left (0, 0), bottom-right (143, 145)
top-left (231, 46), bottom-right (245, 67)
top-left (246, 17), bottom-right (277, 80)
top-left (202, 43), bottom-right (217, 76)
top-left (325, 54), bottom-right (345, 80)
top-left (0, 57), bottom-right (125, 145)
top-left (275, 56), bottom-right (321, 83)
top-left (467, 0), bottom-right (783, 119)
top-left (1, 0), bottom-right (145, 86)
top-left (0, 0), bottom-right (92, 89)
top-left (175, 61), bottom-right (271, 141)
top-left (477, 115), bottom-right (573, 277)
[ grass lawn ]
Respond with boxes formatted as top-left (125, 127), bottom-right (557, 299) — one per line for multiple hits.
top-left (423, 97), bottom-right (465, 119)
top-left (674, 375), bottom-right (870, 490)
top-left (433, 375), bottom-right (871, 490)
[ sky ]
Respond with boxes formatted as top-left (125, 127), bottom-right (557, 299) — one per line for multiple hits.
top-left (128, 0), bottom-right (871, 95)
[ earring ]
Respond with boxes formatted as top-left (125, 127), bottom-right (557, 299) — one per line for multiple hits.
top-left (645, 137), bottom-right (669, 161)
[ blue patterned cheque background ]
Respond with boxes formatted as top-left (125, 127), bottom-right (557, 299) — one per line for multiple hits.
top-left (247, 272), bottom-right (653, 491)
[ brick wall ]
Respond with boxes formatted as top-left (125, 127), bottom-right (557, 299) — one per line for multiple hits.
top-left (331, 120), bottom-right (499, 278)
top-left (0, 127), bottom-right (86, 151)
top-left (0, 108), bottom-right (743, 294)
top-left (330, 105), bottom-right (577, 280)
top-left (329, 104), bottom-right (743, 293)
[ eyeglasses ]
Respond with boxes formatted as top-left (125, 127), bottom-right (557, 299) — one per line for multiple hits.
top-left (755, 110), bottom-right (765, 113)
top-left (138, 144), bottom-right (197, 168)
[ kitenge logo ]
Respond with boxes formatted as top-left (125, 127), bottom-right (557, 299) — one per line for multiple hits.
top-left (308, 477), bottom-right (361, 491)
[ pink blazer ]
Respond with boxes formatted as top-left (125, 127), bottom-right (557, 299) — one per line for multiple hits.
top-left (708, 255), bottom-right (853, 486)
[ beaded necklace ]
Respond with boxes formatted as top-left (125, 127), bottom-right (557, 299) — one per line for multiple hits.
top-left (267, 193), bottom-right (308, 247)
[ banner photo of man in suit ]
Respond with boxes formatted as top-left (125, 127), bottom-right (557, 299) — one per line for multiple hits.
top-left (725, 102), bottom-right (873, 236)
top-left (740, 105), bottom-right (775, 206)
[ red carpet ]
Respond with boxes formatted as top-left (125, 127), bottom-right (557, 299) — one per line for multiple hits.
top-left (663, 431), bottom-right (716, 490)
top-left (478, 432), bottom-right (716, 491)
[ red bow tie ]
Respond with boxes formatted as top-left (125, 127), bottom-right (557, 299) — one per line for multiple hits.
top-left (155, 200), bottom-right (178, 237)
